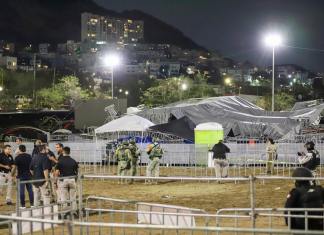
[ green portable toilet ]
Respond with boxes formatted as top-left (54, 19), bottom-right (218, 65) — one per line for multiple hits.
top-left (194, 122), bottom-right (224, 146)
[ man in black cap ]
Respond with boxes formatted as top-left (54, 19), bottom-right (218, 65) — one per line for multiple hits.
top-left (0, 145), bottom-right (14, 205)
top-left (297, 141), bottom-right (320, 174)
top-left (284, 167), bottom-right (324, 231)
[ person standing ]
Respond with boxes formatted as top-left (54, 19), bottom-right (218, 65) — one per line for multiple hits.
top-left (211, 140), bottom-right (230, 181)
top-left (128, 139), bottom-right (141, 183)
top-left (55, 143), bottom-right (64, 162)
top-left (11, 145), bottom-right (34, 208)
top-left (114, 141), bottom-right (131, 184)
top-left (14, 138), bottom-right (23, 156)
top-left (29, 144), bottom-right (51, 206)
top-left (0, 145), bottom-right (14, 205)
top-left (284, 167), bottom-right (324, 231)
top-left (55, 147), bottom-right (78, 212)
top-left (297, 141), bottom-right (320, 175)
top-left (146, 138), bottom-right (164, 184)
top-left (266, 138), bottom-right (278, 175)
top-left (32, 140), bottom-right (42, 158)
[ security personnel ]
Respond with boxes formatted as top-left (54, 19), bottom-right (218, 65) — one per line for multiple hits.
top-left (146, 138), bottom-right (164, 184)
top-left (0, 145), bottom-right (14, 205)
top-left (128, 139), bottom-right (141, 183)
top-left (45, 144), bottom-right (59, 203)
top-left (29, 144), bottom-right (51, 206)
top-left (55, 147), bottom-right (78, 212)
top-left (211, 140), bottom-right (230, 180)
top-left (285, 167), bottom-right (324, 231)
top-left (55, 143), bottom-right (64, 162)
top-left (297, 141), bottom-right (320, 174)
top-left (12, 145), bottom-right (34, 208)
top-left (114, 141), bottom-right (131, 184)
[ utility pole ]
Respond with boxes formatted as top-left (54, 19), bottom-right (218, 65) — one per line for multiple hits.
top-left (33, 53), bottom-right (36, 105)
top-left (52, 66), bottom-right (56, 87)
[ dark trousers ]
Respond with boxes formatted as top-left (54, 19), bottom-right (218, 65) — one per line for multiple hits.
top-left (18, 176), bottom-right (34, 207)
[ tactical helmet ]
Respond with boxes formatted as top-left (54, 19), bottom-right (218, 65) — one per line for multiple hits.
top-left (122, 140), bottom-right (129, 146)
top-left (129, 139), bottom-right (136, 145)
top-left (305, 141), bottom-right (315, 151)
top-left (292, 167), bottom-right (313, 178)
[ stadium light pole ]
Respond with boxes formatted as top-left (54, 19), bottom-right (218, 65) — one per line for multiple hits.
top-left (264, 33), bottom-right (282, 111)
top-left (103, 54), bottom-right (121, 99)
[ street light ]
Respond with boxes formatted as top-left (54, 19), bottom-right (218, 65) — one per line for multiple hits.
top-left (264, 33), bottom-right (282, 111)
top-left (103, 54), bottom-right (121, 99)
top-left (125, 90), bottom-right (129, 96)
top-left (181, 83), bottom-right (188, 91)
top-left (224, 77), bottom-right (232, 86)
top-left (0, 86), bottom-right (3, 92)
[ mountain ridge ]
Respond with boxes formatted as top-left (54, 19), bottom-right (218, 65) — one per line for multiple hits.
top-left (0, 0), bottom-right (204, 50)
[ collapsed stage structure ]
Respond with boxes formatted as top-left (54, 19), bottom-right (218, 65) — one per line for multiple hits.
top-left (137, 96), bottom-right (324, 140)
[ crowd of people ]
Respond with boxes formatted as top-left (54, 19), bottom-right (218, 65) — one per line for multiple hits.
top-left (1, 136), bottom-right (323, 231)
top-left (210, 137), bottom-right (324, 231)
top-left (0, 138), bottom-right (78, 214)
top-left (114, 138), bottom-right (164, 184)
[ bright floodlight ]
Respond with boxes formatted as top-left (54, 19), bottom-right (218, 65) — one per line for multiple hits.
top-left (125, 91), bottom-right (129, 95)
top-left (181, 83), bottom-right (188, 91)
top-left (103, 54), bottom-right (121, 67)
top-left (264, 33), bottom-right (282, 47)
top-left (225, 77), bottom-right (232, 85)
top-left (0, 86), bottom-right (3, 92)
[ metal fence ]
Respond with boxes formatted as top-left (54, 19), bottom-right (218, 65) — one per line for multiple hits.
top-left (2, 175), bottom-right (324, 234)
top-left (6, 137), bottom-right (324, 177)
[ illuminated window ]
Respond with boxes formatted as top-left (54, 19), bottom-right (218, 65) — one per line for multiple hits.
top-left (128, 19), bottom-right (133, 23)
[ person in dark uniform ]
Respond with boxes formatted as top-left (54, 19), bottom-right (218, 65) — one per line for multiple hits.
top-left (29, 144), bottom-right (51, 206)
top-left (55, 147), bottom-right (78, 211)
top-left (285, 167), bottom-right (324, 231)
top-left (0, 145), bottom-right (14, 205)
top-left (55, 143), bottom-right (64, 162)
top-left (44, 144), bottom-right (59, 203)
top-left (210, 140), bottom-right (230, 180)
top-left (11, 145), bottom-right (34, 208)
top-left (31, 140), bottom-right (42, 158)
top-left (297, 141), bottom-right (320, 175)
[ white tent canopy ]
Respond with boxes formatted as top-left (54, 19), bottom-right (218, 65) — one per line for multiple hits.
top-left (95, 114), bottom-right (154, 134)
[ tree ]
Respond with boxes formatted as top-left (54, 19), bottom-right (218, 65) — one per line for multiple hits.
top-left (141, 74), bottom-right (216, 107)
top-left (37, 75), bottom-right (90, 109)
top-left (256, 92), bottom-right (296, 111)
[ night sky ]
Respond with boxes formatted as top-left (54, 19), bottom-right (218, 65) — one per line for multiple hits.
top-left (95, 0), bottom-right (324, 72)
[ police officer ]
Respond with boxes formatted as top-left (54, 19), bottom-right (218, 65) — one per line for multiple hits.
top-left (128, 139), bottom-right (141, 183)
top-left (29, 144), bottom-right (51, 206)
top-left (210, 140), bottom-right (230, 181)
top-left (55, 147), bottom-right (78, 212)
top-left (146, 138), bottom-right (163, 184)
top-left (297, 141), bottom-right (320, 175)
top-left (11, 145), bottom-right (34, 208)
top-left (114, 141), bottom-right (131, 184)
top-left (285, 167), bottom-right (324, 231)
top-left (0, 145), bottom-right (14, 205)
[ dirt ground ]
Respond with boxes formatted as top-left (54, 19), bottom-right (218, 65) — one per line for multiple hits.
top-left (0, 166), bottom-right (322, 234)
